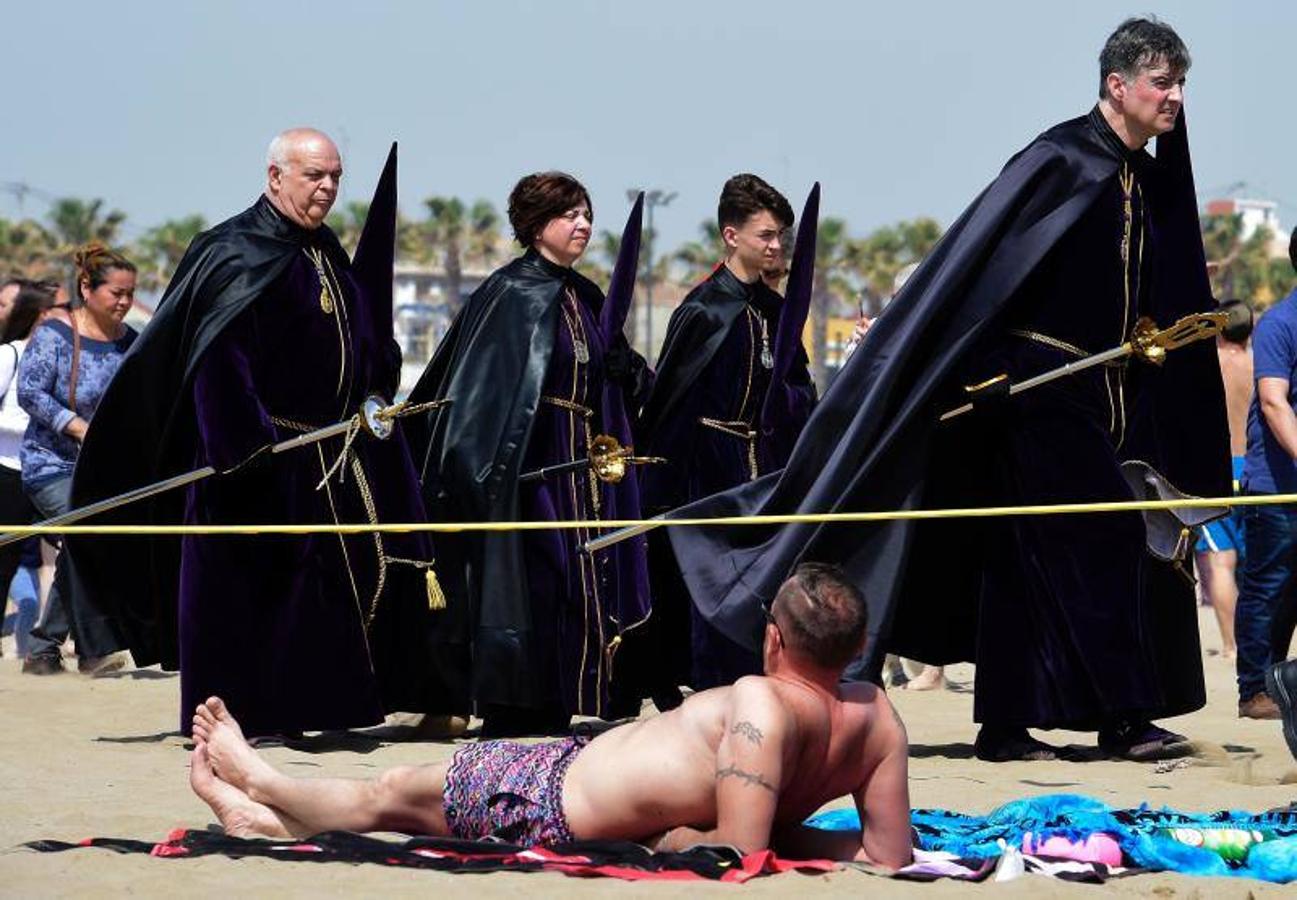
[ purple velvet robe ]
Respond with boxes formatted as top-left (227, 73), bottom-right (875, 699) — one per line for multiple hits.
top-left (520, 289), bottom-right (650, 717)
top-left (179, 241), bottom-right (436, 738)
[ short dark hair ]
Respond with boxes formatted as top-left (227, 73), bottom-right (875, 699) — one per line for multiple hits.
top-left (1216, 298), bottom-right (1253, 345)
top-left (1289, 226), bottom-right (1297, 272)
top-left (1, 280), bottom-right (57, 343)
top-left (771, 562), bottom-right (868, 669)
top-left (507, 171), bottom-right (592, 247)
top-left (1098, 17), bottom-right (1191, 100)
top-left (718, 174), bottom-right (793, 233)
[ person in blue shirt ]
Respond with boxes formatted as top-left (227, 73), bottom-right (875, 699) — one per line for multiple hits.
top-left (17, 243), bottom-right (137, 675)
top-left (1237, 228), bottom-right (1297, 718)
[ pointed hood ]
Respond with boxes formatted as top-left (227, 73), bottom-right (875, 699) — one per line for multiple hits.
top-left (352, 142), bottom-right (399, 327)
top-left (762, 181), bottom-right (819, 425)
top-left (599, 191), bottom-right (644, 343)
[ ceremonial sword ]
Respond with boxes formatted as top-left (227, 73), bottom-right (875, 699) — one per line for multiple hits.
top-left (519, 434), bottom-right (663, 484)
top-left (0, 396), bottom-right (445, 550)
top-left (580, 311), bottom-right (1228, 554)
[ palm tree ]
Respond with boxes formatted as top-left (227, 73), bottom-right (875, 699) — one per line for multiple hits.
top-left (575, 228), bottom-right (671, 351)
top-left (325, 201), bottom-right (370, 256)
top-left (46, 197), bottom-right (127, 249)
top-left (1201, 212), bottom-right (1295, 308)
top-left (0, 217), bottom-right (59, 279)
top-left (396, 211), bottom-right (428, 265)
top-left (41, 197), bottom-right (128, 291)
top-left (672, 221), bottom-right (725, 285)
top-left (847, 217), bottom-right (943, 315)
top-left (422, 196), bottom-right (468, 314)
top-left (463, 199), bottom-right (503, 272)
top-left (133, 215), bottom-right (207, 294)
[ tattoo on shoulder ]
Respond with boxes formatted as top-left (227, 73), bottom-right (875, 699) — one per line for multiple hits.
top-left (731, 720), bottom-right (764, 745)
top-left (716, 764), bottom-right (778, 793)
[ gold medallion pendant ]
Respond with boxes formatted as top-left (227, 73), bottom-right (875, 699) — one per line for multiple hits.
top-left (319, 284), bottom-right (335, 315)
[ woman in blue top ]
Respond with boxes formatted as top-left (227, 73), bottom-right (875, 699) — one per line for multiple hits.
top-left (19, 243), bottom-right (138, 675)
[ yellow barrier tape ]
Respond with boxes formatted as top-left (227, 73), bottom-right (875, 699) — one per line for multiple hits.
top-left (0, 490), bottom-right (1289, 536)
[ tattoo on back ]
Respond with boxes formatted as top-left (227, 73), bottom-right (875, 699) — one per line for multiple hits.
top-left (716, 764), bottom-right (777, 793)
top-left (731, 720), bottom-right (764, 745)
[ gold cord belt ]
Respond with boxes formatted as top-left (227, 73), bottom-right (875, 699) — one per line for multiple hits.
top-left (269, 414), bottom-right (323, 432)
top-left (541, 395), bottom-right (594, 419)
top-left (1007, 330), bottom-right (1128, 440)
top-left (698, 417), bottom-right (759, 481)
top-left (266, 414), bottom-right (444, 622)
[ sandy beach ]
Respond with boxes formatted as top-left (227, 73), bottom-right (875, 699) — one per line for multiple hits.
top-left (0, 607), bottom-right (1294, 897)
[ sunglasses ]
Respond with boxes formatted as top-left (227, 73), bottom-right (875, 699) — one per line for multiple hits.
top-left (761, 598), bottom-right (784, 647)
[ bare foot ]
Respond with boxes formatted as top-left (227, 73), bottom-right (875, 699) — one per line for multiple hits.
top-left (189, 743), bottom-right (290, 839)
top-left (904, 667), bottom-right (947, 691)
top-left (194, 697), bottom-right (247, 742)
top-left (195, 697), bottom-right (280, 801)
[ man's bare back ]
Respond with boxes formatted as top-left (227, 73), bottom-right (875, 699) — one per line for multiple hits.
top-left (189, 564), bottom-right (913, 869)
top-left (1218, 340), bottom-right (1252, 457)
top-left (566, 674), bottom-right (909, 862)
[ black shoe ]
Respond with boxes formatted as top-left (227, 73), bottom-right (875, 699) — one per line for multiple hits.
top-left (1265, 659), bottom-right (1297, 761)
top-left (21, 655), bottom-right (65, 676)
top-left (1098, 720), bottom-right (1191, 761)
top-left (974, 726), bottom-right (1060, 762)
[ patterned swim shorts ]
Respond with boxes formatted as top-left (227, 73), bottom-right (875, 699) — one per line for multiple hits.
top-left (443, 736), bottom-right (585, 847)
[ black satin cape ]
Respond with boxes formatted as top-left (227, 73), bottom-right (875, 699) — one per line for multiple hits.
top-left (403, 249), bottom-right (650, 709)
top-left (636, 244), bottom-right (816, 511)
top-left (667, 109), bottom-right (1231, 680)
top-left (66, 146), bottom-right (407, 670)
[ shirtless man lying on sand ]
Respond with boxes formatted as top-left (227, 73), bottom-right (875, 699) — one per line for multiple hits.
top-left (190, 562), bottom-right (913, 868)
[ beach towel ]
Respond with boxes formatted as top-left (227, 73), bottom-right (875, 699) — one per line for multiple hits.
top-left (812, 793), bottom-right (1297, 883)
top-left (25, 829), bottom-right (836, 883)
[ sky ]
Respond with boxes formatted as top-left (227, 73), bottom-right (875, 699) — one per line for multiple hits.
top-left (2, 0), bottom-right (1293, 253)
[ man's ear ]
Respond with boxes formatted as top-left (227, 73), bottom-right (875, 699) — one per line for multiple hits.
top-left (1106, 72), bottom-right (1127, 105)
top-left (722, 224), bottom-right (739, 250)
top-left (267, 164), bottom-right (283, 194)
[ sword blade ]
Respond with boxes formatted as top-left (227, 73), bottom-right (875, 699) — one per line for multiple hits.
top-left (939, 343), bottom-right (1132, 421)
top-left (583, 518), bottom-right (662, 554)
top-left (519, 458), bottom-right (592, 483)
top-left (0, 417), bottom-right (361, 549)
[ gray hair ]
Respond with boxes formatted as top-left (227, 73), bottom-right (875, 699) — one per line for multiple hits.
top-left (265, 127), bottom-right (336, 173)
top-left (266, 133), bottom-right (293, 172)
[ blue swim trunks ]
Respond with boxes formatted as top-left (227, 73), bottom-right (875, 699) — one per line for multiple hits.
top-left (1196, 457), bottom-right (1245, 556)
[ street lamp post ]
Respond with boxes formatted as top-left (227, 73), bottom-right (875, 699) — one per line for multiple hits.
top-left (628, 188), bottom-right (676, 359)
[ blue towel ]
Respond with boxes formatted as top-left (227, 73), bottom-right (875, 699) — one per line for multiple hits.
top-left (807, 794), bottom-right (1297, 883)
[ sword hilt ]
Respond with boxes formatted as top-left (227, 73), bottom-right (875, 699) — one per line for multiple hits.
top-left (1129, 311), bottom-right (1229, 365)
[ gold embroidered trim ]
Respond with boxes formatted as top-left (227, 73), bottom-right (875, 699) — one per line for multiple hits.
top-left (1007, 329), bottom-right (1089, 359)
top-left (540, 395), bottom-right (594, 418)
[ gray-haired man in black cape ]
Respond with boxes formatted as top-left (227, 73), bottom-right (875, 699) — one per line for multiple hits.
top-left (663, 18), bottom-right (1230, 762)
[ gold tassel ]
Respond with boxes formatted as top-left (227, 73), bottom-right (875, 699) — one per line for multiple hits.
top-left (426, 567), bottom-right (446, 611)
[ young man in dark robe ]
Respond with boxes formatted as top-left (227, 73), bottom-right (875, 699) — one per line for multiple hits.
top-left (662, 18), bottom-right (1231, 761)
top-left (67, 130), bottom-right (445, 738)
top-left (638, 175), bottom-right (817, 697)
top-left (402, 174), bottom-right (653, 737)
